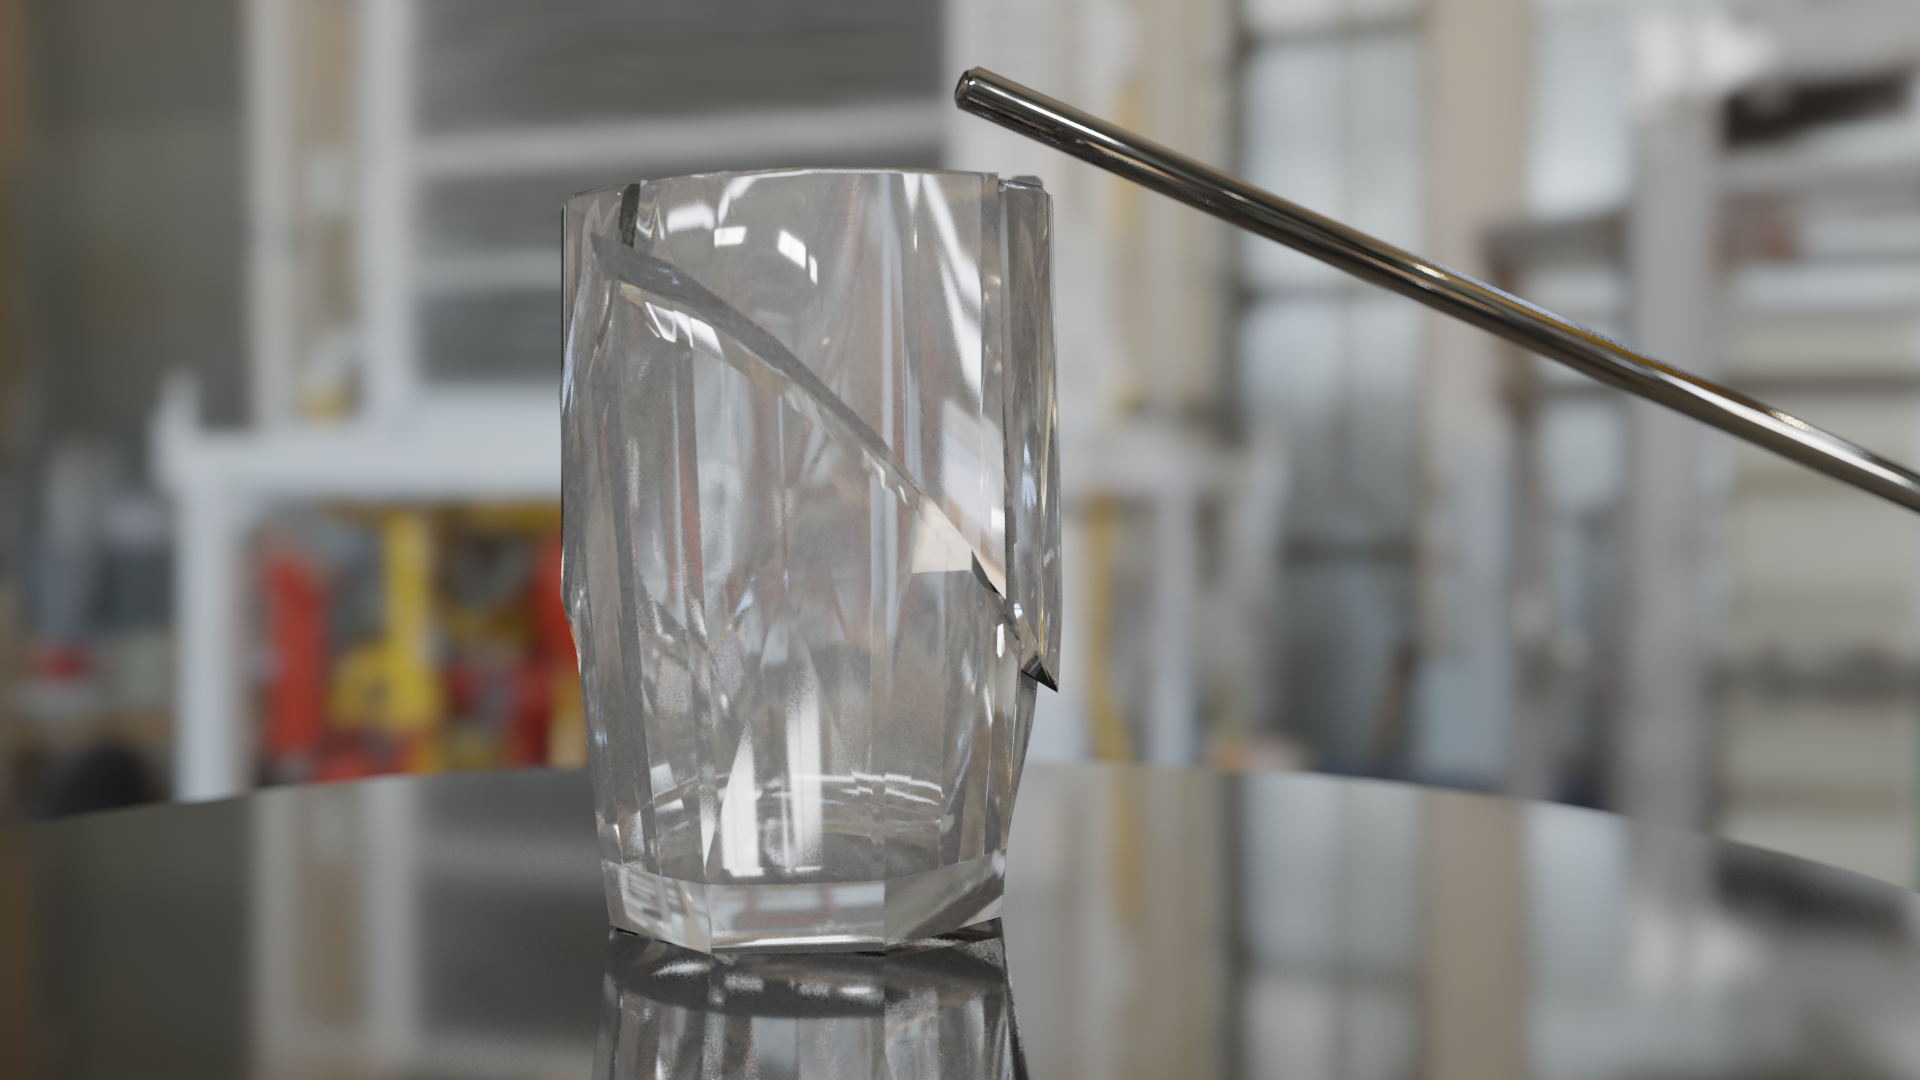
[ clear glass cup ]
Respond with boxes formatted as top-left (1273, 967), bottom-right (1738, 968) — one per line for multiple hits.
top-left (562, 169), bottom-right (1060, 952)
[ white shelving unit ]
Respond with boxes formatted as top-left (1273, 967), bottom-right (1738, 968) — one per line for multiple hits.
top-left (161, 0), bottom-right (945, 800)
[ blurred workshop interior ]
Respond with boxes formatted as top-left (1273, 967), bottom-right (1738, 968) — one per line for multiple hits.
top-left (3, 0), bottom-right (1920, 889)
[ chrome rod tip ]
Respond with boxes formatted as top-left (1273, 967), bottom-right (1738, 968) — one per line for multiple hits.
top-left (954, 67), bottom-right (995, 109)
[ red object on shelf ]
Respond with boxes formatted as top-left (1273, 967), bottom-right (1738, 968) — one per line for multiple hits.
top-left (31, 642), bottom-right (89, 681)
top-left (501, 663), bottom-right (551, 767)
top-left (312, 734), bottom-right (389, 782)
top-left (262, 548), bottom-right (328, 762)
top-left (502, 531), bottom-right (578, 767)
top-left (530, 532), bottom-right (576, 671)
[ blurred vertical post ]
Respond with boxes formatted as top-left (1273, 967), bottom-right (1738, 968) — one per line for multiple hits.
top-left (0, 0), bottom-right (22, 817)
top-left (246, 0), bottom-right (296, 430)
top-left (1617, 16), bottom-right (1727, 830)
top-left (170, 450), bottom-right (250, 800)
top-left (1418, 0), bottom-right (1531, 1071)
top-left (355, 0), bottom-right (417, 422)
top-left (0, 582), bottom-right (13, 816)
top-left (1413, 0), bottom-right (1531, 790)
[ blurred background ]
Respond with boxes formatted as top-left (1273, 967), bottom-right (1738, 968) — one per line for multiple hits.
top-left (3, 0), bottom-right (1920, 889)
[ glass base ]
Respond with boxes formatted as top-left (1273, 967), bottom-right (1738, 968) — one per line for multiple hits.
top-left (603, 852), bottom-right (1007, 953)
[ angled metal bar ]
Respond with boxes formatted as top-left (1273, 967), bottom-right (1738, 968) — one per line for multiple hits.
top-left (954, 66), bottom-right (1920, 514)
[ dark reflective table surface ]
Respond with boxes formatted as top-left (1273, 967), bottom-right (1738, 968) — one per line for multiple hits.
top-left (8, 763), bottom-right (1920, 1079)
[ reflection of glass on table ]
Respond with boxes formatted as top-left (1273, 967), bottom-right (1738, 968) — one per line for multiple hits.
top-left (594, 921), bottom-right (1022, 1080)
top-left (562, 169), bottom-right (1061, 953)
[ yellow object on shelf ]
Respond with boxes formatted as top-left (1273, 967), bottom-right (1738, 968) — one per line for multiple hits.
top-left (547, 669), bottom-right (586, 768)
top-left (378, 510), bottom-right (442, 736)
top-left (325, 643), bottom-right (385, 729)
top-left (1084, 497), bottom-right (1134, 762)
top-left (323, 510), bottom-right (443, 753)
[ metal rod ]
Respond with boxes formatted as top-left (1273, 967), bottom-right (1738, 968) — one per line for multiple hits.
top-left (954, 66), bottom-right (1920, 514)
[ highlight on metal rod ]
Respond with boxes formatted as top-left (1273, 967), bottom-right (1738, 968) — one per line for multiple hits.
top-left (954, 66), bottom-right (1920, 515)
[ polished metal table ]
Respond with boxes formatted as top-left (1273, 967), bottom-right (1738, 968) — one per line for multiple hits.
top-left (8, 763), bottom-right (1920, 1079)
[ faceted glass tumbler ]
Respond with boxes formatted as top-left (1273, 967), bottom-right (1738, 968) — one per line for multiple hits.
top-left (561, 169), bottom-right (1060, 953)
